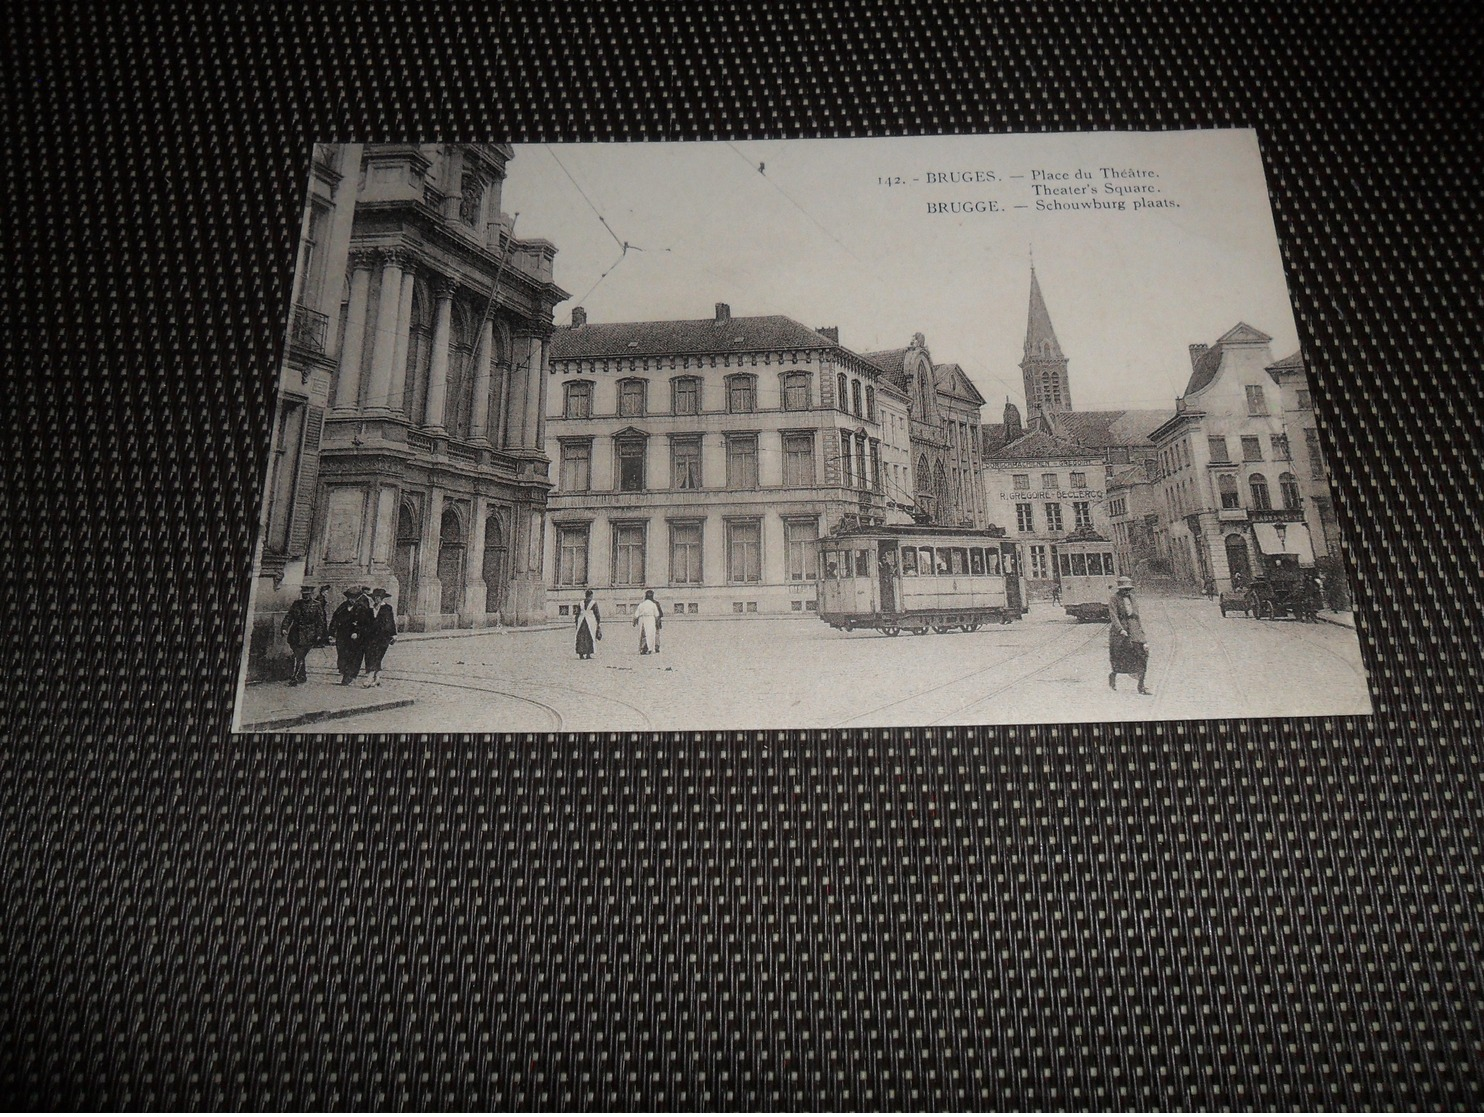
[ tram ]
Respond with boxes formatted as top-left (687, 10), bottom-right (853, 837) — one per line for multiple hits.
top-left (1051, 531), bottom-right (1120, 621)
top-left (817, 525), bottom-right (1024, 636)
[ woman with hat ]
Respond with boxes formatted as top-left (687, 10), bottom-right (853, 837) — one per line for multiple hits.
top-left (361, 588), bottom-right (398, 687)
top-left (1107, 575), bottom-right (1152, 695)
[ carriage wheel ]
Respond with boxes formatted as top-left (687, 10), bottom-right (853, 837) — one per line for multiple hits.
top-left (881, 625), bottom-right (901, 637)
top-left (913, 626), bottom-right (930, 636)
top-left (843, 619), bottom-right (855, 631)
top-left (932, 624), bottom-right (952, 635)
top-left (963, 622), bottom-right (981, 633)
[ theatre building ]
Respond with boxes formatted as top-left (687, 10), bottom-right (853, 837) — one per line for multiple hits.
top-left (248, 143), bottom-right (569, 663)
top-left (544, 305), bottom-right (900, 618)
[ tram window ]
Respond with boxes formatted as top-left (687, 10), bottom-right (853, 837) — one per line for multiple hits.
top-left (1071, 553), bottom-right (1088, 577)
top-left (934, 549), bottom-right (951, 575)
top-left (1105, 552), bottom-right (1116, 575)
top-left (950, 548), bottom-right (968, 575)
top-left (969, 548), bottom-right (985, 576)
top-left (900, 547), bottom-right (918, 576)
top-left (985, 550), bottom-right (1001, 575)
top-left (855, 550), bottom-right (870, 576)
top-left (919, 547), bottom-right (935, 574)
top-left (1058, 552), bottom-right (1071, 576)
top-left (824, 553), bottom-right (840, 578)
top-left (1089, 553), bottom-right (1106, 576)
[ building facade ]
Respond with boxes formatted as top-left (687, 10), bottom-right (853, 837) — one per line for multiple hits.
top-left (244, 143), bottom-right (360, 677)
top-left (1148, 323), bottom-right (1314, 591)
top-left (862, 335), bottom-right (989, 528)
top-left (543, 305), bottom-right (898, 618)
top-left (1265, 350), bottom-right (1342, 561)
top-left (246, 143), bottom-right (570, 678)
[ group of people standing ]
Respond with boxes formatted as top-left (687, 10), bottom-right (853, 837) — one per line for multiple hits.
top-left (573, 589), bottom-right (664, 660)
top-left (279, 584), bottom-right (397, 688)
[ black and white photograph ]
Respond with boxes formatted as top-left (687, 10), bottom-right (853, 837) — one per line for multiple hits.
top-left (233, 129), bottom-right (1371, 732)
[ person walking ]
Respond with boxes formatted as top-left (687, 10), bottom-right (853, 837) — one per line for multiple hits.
top-left (574, 590), bottom-right (602, 659)
top-left (633, 589), bottom-right (663, 655)
top-left (330, 586), bottom-right (373, 686)
top-left (361, 588), bottom-right (398, 686)
top-left (1107, 575), bottom-right (1152, 695)
top-left (280, 585), bottom-right (325, 686)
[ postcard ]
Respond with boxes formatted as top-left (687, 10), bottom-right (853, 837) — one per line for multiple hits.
top-left (232, 130), bottom-right (1371, 732)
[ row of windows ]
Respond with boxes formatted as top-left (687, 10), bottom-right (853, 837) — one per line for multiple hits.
top-left (1012, 470), bottom-right (1090, 491)
top-left (1056, 550), bottom-right (1117, 578)
top-left (1206, 433), bottom-right (1290, 464)
top-left (822, 545), bottom-right (1006, 579)
top-left (562, 373), bottom-right (879, 421)
top-left (554, 518), bottom-right (821, 587)
top-left (559, 431), bottom-right (887, 493)
top-left (1015, 501), bottom-right (1095, 533)
top-left (1214, 471), bottom-right (1303, 511)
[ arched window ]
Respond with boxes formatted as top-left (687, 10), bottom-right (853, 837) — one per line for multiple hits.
top-left (865, 385), bottom-right (876, 422)
top-left (916, 454), bottom-right (931, 495)
top-left (402, 279), bottom-right (434, 421)
top-left (851, 379), bottom-right (863, 418)
top-left (726, 374), bottom-right (757, 414)
top-left (781, 371), bottom-right (810, 411)
top-left (482, 511), bottom-right (507, 615)
top-left (1249, 472), bottom-right (1272, 510)
top-left (837, 372), bottom-right (849, 412)
top-left (1279, 471), bottom-right (1301, 509)
top-left (934, 462), bottom-right (951, 524)
top-left (617, 378), bottom-right (648, 418)
top-left (393, 499), bottom-right (420, 611)
top-left (1217, 474), bottom-right (1240, 510)
top-left (437, 507), bottom-right (466, 618)
top-left (445, 302), bottom-right (477, 438)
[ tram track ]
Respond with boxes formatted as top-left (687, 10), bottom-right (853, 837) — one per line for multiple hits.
top-left (828, 621), bottom-right (1102, 729)
top-left (924, 622), bottom-right (1109, 725)
top-left (378, 665), bottom-right (658, 732)
top-left (369, 668), bottom-right (569, 731)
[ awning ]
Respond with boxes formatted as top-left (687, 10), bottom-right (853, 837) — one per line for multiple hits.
top-left (1252, 521), bottom-right (1315, 563)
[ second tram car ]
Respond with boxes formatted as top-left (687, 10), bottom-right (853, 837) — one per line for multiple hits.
top-left (817, 525), bottom-right (1023, 635)
top-left (1051, 531), bottom-right (1120, 621)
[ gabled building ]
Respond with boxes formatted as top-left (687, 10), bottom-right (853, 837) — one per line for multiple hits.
top-left (543, 304), bottom-right (900, 618)
top-left (1148, 323), bottom-right (1312, 590)
top-left (1265, 350), bottom-right (1341, 561)
top-left (862, 334), bottom-right (988, 529)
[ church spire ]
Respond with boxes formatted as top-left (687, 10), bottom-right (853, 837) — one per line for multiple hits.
top-left (1019, 264), bottom-right (1072, 424)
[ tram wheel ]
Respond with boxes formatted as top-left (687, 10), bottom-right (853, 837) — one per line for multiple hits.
top-left (932, 624), bottom-right (952, 634)
top-left (881, 625), bottom-right (901, 637)
top-left (912, 626), bottom-right (930, 636)
top-left (963, 622), bottom-right (981, 633)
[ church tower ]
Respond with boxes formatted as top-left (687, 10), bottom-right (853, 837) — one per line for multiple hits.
top-left (1020, 266), bottom-right (1072, 427)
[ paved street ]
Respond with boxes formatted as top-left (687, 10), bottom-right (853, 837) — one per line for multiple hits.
top-left (267, 596), bottom-right (1371, 732)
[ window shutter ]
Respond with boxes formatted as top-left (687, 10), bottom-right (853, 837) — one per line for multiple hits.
top-left (287, 404), bottom-right (325, 557)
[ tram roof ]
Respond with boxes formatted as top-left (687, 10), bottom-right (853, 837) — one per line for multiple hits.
top-left (824, 524), bottom-right (1009, 541)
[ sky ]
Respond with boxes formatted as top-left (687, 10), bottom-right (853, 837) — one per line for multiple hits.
top-left (501, 130), bottom-right (1301, 415)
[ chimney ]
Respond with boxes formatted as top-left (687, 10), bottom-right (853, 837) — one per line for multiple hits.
top-left (571, 306), bottom-right (587, 329)
top-left (816, 326), bottom-right (839, 343)
top-left (714, 302), bottom-right (731, 323)
top-left (1188, 343), bottom-right (1209, 369)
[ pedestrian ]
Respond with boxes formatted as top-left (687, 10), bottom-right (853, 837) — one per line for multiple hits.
top-left (280, 584), bottom-right (326, 685)
top-left (1050, 583), bottom-right (1062, 605)
top-left (329, 586), bottom-right (373, 685)
top-left (1203, 576), bottom-right (1216, 600)
top-left (1107, 575), bottom-right (1152, 695)
top-left (361, 588), bottom-right (397, 687)
top-left (632, 589), bottom-right (663, 655)
top-left (574, 590), bottom-right (602, 659)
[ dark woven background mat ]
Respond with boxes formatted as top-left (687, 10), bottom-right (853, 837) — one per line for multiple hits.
top-left (6, 1), bottom-right (1483, 1109)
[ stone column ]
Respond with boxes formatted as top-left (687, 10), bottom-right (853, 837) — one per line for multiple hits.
top-left (423, 279), bottom-right (456, 432)
top-left (387, 267), bottom-right (416, 414)
top-left (364, 249), bottom-right (405, 412)
top-left (464, 496), bottom-right (489, 619)
top-left (334, 252), bottom-right (374, 410)
top-left (503, 342), bottom-right (529, 449)
top-left (531, 336), bottom-right (549, 452)
top-left (469, 316), bottom-right (494, 441)
top-left (414, 489), bottom-right (445, 627)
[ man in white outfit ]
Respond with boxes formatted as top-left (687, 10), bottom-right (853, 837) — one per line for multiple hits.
top-left (632, 589), bottom-right (663, 655)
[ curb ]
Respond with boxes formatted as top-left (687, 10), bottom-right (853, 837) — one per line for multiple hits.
top-left (240, 698), bottom-right (415, 732)
top-left (1315, 613), bottom-right (1357, 631)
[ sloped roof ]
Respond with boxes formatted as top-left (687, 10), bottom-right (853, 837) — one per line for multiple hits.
top-left (1108, 461), bottom-right (1153, 489)
top-left (987, 426), bottom-right (1104, 462)
top-left (1183, 322), bottom-right (1275, 396)
top-left (860, 348), bottom-right (911, 392)
top-left (549, 314), bottom-right (840, 361)
top-left (1052, 408), bottom-right (1174, 450)
top-left (1267, 349), bottom-right (1304, 371)
top-left (933, 362), bottom-right (986, 406)
top-left (981, 423), bottom-right (1008, 455)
